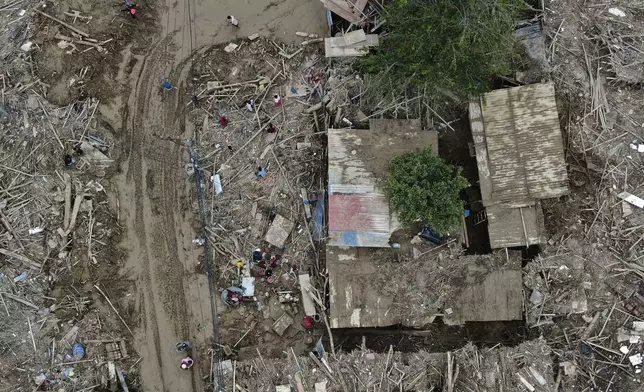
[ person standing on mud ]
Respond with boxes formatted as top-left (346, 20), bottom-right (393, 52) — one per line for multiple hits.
top-left (227, 15), bottom-right (239, 28)
top-left (180, 357), bottom-right (194, 370)
top-left (122, 2), bottom-right (137, 19)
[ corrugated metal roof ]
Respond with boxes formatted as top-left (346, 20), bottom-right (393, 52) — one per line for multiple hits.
top-left (328, 122), bottom-right (438, 247)
top-left (474, 83), bottom-right (569, 206)
top-left (328, 129), bottom-right (392, 247)
top-left (328, 194), bottom-right (392, 247)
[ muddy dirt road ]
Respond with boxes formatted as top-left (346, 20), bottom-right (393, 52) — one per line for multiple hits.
top-left (106, 0), bottom-right (326, 391)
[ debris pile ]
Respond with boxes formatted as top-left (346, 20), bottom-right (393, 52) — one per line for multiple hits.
top-left (188, 38), bottom-right (327, 357)
top-left (0, 5), bottom-right (136, 389)
top-left (453, 339), bottom-right (555, 392)
top-left (523, 240), bottom-right (644, 390)
top-left (223, 339), bottom-right (555, 392)
top-left (543, 0), bottom-right (644, 256)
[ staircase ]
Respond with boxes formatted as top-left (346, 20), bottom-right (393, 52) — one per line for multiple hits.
top-left (473, 210), bottom-right (487, 226)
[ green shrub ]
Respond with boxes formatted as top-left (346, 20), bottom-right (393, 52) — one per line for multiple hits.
top-left (386, 148), bottom-right (468, 234)
top-left (362, 0), bottom-right (525, 103)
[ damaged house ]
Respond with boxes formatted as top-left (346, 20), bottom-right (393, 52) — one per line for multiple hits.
top-left (325, 119), bottom-right (523, 328)
top-left (469, 82), bottom-right (570, 249)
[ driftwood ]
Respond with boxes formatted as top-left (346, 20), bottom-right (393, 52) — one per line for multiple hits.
top-left (0, 210), bottom-right (24, 249)
top-left (94, 284), bottom-right (134, 337)
top-left (33, 8), bottom-right (90, 38)
top-left (0, 292), bottom-right (38, 309)
top-left (63, 173), bottom-right (72, 229)
top-left (66, 190), bottom-right (84, 234)
top-left (55, 33), bottom-right (104, 51)
top-left (0, 248), bottom-right (42, 269)
top-left (301, 38), bottom-right (324, 46)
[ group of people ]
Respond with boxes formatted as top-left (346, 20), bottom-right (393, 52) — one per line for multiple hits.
top-left (176, 341), bottom-right (194, 370)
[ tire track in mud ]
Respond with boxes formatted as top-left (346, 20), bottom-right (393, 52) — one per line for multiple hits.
top-left (124, 42), bottom-right (169, 390)
top-left (120, 31), bottom-right (202, 390)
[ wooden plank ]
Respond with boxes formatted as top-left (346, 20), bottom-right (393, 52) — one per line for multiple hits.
top-left (325, 39), bottom-right (369, 57)
top-left (328, 35), bottom-right (378, 49)
top-left (33, 8), bottom-right (91, 38)
top-left (0, 292), bottom-right (38, 309)
top-left (301, 188), bottom-right (312, 219)
top-left (347, 34), bottom-right (378, 48)
top-left (0, 248), bottom-right (41, 269)
top-left (353, 0), bottom-right (368, 13)
top-left (298, 274), bottom-right (317, 317)
top-left (328, 37), bottom-right (347, 48)
top-left (343, 30), bottom-right (367, 46)
top-left (321, 0), bottom-right (360, 23)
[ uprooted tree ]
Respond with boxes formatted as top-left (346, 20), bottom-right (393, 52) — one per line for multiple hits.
top-left (386, 148), bottom-right (468, 235)
top-left (362, 0), bottom-right (524, 103)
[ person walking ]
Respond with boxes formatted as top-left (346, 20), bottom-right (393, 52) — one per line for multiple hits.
top-left (245, 99), bottom-right (255, 112)
top-left (180, 357), bottom-right (194, 369)
top-left (175, 341), bottom-right (192, 352)
top-left (122, 2), bottom-right (137, 19)
top-left (227, 15), bottom-right (239, 27)
top-left (273, 94), bottom-right (282, 106)
top-left (64, 154), bottom-right (77, 167)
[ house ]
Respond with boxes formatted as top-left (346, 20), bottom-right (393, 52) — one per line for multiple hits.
top-left (326, 119), bottom-right (523, 328)
top-left (469, 82), bottom-right (569, 248)
top-left (327, 119), bottom-right (438, 247)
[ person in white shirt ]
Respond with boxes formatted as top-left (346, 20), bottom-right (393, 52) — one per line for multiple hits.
top-left (227, 15), bottom-right (239, 27)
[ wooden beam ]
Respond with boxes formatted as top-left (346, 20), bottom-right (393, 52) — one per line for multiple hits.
top-left (33, 8), bottom-right (91, 38)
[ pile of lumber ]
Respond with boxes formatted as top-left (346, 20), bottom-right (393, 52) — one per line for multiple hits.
top-left (324, 29), bottom-right (379, 58)
top-left (320, 0), bottom-right (368, 23)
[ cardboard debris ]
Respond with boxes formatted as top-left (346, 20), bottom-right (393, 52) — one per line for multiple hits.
top-left (80, 141), bottom-right (113, 165)
top-left (314, 381), bottom-right (327, 392)
top-left (224, 43), bottom-right (239, 53)
top-left (241, 277), bottom-right (255, 297)
top-left (272, 312), bottom-right (294, 336)
top-left (264, 214), bottom-right (294, 248)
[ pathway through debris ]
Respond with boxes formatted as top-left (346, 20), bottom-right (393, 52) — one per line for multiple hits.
top-left (103, 0), bottom-right (327, 390)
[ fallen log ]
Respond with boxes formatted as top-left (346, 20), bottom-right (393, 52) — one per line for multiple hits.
top-left (33, 8), bottom-right (90, 38)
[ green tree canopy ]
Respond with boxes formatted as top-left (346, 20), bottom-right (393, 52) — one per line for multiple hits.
top-left (386, 148), bottom-right (468, 234)
top-left (362, 0), bottom-right (524, 102)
